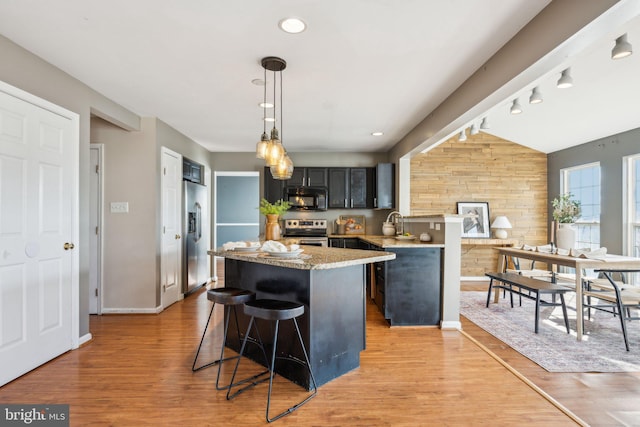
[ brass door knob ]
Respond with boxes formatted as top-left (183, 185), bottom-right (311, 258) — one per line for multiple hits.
top-left (63, 242), bottom-right (75, 250)
top-left (175, 234), bottom-right (181, 240)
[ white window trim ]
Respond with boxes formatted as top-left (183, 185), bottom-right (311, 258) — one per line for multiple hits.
top-left (623, 153), bottom-right (640, 257)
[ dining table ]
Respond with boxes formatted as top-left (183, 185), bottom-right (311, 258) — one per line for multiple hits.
top-left (494, 246), bottom-right (640, 341)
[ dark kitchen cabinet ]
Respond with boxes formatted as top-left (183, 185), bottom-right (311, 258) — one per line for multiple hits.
top-left (328, 167), bottom-right (374, 209)
top-left (183, 157), bottom-right (203, 184)
top-left (370, 245), bottom-right (442, 326)
top-left (374, 163), bottom-right (394, 209)
top-left (287, 167), bottom-right (328, 187)
top-left (329, 237), bottom-right (360, 248)
top-left (263, 167), bottom-right (285, 203)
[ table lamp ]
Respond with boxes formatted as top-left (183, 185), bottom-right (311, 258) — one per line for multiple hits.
top-left (491, 216), bottom-right (512, 239)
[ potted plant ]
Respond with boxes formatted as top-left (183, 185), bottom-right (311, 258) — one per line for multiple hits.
top-left (259, 198), bottom-right (290, 240)
top-left (551, 193), bottom-right (581, 249)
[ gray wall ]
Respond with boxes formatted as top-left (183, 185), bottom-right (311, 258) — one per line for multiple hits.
top-left (547, 127), bottom-right (640, 254)
top-left (1, 35), bottom-right (140, 336)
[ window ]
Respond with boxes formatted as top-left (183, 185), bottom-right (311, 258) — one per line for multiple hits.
top-left (560, 163), bottom-right (601, 249)
top-left (624, 154), bottom-right (640, 286)
top-left (625, 154), bottom-right (640, 258)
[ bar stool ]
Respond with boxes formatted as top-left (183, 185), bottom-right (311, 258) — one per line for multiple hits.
top-left (192, 287), bottom-right (268, 391)
top-left (227, 299), bottom-right (317, 423)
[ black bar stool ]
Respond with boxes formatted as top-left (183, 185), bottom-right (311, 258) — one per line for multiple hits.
top-left (227, 299), bottom-right (317, 423)
top-left (192, 287), bottom-right (269, 391)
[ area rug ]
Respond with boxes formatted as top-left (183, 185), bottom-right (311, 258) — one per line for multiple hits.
top-left (460, 291), bottom-right (640, 372)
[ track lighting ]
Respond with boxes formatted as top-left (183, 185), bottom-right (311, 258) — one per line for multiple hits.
top-left (510, 99), bottom-right (522, 115)
top-left (612, 33), bottom-right (632, 59)
top-left (458, 129), bottom-right (467, 142)
top-left (557, 68), bottom-right (573, 89)
top-left (529, 87), bottom-right (543, 104)
top-left (480, 117), bottom-right (490, 130)
top-left (470, 123), bottom-right (479, 135)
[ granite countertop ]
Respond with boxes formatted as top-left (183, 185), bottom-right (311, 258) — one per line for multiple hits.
top-left (208, 245), bottom-right (395, 270)
top-left (328, 234), bottom-right (445, 249)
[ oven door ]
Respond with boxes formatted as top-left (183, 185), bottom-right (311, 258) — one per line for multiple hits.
top-left (286, 237), bottom-right (328, 247)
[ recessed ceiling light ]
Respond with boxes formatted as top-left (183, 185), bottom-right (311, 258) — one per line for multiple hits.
top-left (371, 131), bottom-right (384, 136)
top-left (279, 17), bottom-right (306, 34)
top-left (259, 102), bottom-right (274, 109)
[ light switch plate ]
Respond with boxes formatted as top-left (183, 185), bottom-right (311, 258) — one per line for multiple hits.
top-left (110, 202), bottom-right (129, 213)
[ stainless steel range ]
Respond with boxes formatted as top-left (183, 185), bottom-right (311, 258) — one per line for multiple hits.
top-left (283, 219), bottom-right (328, 247)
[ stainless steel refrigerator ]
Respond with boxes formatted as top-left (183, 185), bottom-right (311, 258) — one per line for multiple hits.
top-left (183, 180), bottom-right (209, 294)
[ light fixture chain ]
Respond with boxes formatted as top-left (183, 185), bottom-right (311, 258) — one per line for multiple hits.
top-left (280, 70), bottom-right (283, 143)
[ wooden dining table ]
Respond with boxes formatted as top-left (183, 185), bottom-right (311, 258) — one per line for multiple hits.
top-left (494, 246), bottom-right (640, 341)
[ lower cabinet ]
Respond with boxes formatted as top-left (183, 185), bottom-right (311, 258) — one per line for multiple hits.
top-left (329, 237), bottom-right (361, 248)
top-left (372, 246), bottom-right (442, 326)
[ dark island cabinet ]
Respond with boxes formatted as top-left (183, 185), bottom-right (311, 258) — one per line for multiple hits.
top-left (329, 237), bottom-right (361, 248)
top-left (372, 246), bottom-right (442, 326)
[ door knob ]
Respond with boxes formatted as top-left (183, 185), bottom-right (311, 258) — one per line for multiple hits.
top-left (63, 242), bottom-right (75, 250)
top-left (175, 234), bottom-right (181, 240)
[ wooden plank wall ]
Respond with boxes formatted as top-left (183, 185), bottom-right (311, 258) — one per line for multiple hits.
top-left (410, 132), bottom-right (548, 277)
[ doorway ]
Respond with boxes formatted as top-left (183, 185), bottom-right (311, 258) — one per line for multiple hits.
top-left (89, 144), bottom-right (103, 314)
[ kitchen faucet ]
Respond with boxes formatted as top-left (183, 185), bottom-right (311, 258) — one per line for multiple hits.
top-left (385, 211), bottom-right (404, 235)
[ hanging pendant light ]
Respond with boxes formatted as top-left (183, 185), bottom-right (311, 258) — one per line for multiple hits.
top-left (260, 56), bottom-right (292, 179)
top-left (256, 65), bottom-right (270, 159)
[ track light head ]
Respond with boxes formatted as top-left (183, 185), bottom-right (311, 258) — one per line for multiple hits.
top-left (458, 129), bottom-right (467, 142)
top-left (510, 99), bottom-right (522, 115)
top-left (557, 68), bottom-right (573, 89)
top-left (480, 117), bottom-right (490, 130)
top-left (470, 123), bottom-right (479, 135)
top-left (529, 87), bottom-right (543, 104)
top-left (612, 33), bottom-right (632, 59)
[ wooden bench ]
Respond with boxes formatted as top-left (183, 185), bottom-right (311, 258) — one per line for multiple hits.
top-left (485, 272), bottom-right (572, 334)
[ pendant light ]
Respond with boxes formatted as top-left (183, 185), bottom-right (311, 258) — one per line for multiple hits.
top-left (261, 56), bottom-right (291, 179)
top-left (255, 65), bottom-right (270, 159)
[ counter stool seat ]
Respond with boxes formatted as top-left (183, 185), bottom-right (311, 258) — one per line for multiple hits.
top-left (227, 298), bottom-right (317, 423)
top-left (192, 287), bottom-right (268, 391)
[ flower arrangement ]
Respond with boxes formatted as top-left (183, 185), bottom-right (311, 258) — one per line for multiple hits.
top-left (259, 198), bottom-right (291, 216)
top-left (551, 193), bottom-right (581, 223)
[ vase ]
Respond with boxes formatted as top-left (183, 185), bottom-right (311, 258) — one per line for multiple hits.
top-left (555, 223), bottom-right (576, 250)
top-left (265, 214), bottom-right (281, 241)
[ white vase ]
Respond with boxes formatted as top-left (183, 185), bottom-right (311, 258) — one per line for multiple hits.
top-left (556, 223), bottom-right (576, 250)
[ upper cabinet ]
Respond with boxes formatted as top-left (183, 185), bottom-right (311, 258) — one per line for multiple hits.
top-left (374, 163), bottom-right (395, 209)
top-left (264, 167), bottom-right (285, 203)
top-left (287, 167), bottom-right (328, 187)
top-left (328, 167), bottom-right (374, 209)
top-left (265, 164), bottom-right (394, 209)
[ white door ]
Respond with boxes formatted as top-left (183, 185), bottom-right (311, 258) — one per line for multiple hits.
top-left (0, 82), bottom-right (79, 386)
top-left (161, 147), bottom-right (182, 309)
top-left (89, 144), bottom-right (103, 314)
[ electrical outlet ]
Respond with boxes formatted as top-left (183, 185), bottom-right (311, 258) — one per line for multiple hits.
top-left (110, 202), bottom-right (129, 213)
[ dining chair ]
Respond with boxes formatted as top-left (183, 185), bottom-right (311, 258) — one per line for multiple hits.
top-left (582, 269), bottom-right (640, 351)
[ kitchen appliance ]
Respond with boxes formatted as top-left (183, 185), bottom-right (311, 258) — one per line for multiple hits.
top-left (283, 219), bottom-right (328, 247)
top-left (183, 180), bottom-right (209, 294)
top-left (285, 186), bottom-right (327, 211)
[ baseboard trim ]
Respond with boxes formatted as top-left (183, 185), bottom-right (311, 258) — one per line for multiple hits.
top-left (101, 307), bottom-right (160, 314)
top-left (440, 320), bottom-right (462, 330)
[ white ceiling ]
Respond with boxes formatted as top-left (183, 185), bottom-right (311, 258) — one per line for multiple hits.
top-left (0, 1), bottom-right (638, 155)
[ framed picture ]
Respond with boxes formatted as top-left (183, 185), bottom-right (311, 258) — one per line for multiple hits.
top-left (457, 202), bottom-right (490, 238)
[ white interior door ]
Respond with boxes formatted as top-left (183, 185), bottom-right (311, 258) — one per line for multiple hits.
top-left (89, 144), bottom-right (103, 314)
top-left (0, 82), bottom-right (78, 386)
top-left (161, 147), bottom-right (182, 309)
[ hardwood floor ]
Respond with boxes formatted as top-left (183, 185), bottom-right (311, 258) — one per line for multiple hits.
top-left (0, 278), bottom-right (637, 426)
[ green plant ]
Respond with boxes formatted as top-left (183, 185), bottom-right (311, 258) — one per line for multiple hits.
top-left (551, 193), bottom-right (581, 223)
top-left (259, 198), bottom-right (291, 216)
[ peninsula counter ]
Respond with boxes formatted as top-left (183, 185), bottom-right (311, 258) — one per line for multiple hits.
top-left (208, 245), bottom-right (395, 389)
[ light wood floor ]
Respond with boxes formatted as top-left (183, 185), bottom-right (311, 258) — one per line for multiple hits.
top-left (0, 278), bottom-right (638, 426)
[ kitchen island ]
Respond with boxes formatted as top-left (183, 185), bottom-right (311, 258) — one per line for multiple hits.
top-left (208, 245), bottom-right (395, 389)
